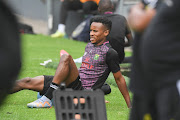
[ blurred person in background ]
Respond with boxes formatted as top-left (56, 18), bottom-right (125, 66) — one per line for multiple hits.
top-left (51, 0), bottom-right (100, 38)
top-left (0, 0), bottom-right (21, 106)
top-left (128, 0), bottom-right (180, 119)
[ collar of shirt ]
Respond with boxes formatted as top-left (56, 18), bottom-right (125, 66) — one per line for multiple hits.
top-left (104, 11), bottom-right (113, 14)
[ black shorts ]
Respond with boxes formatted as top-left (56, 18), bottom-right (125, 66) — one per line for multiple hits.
top-left (129, 84), bottom-right (180, 120)
top-left (40, 75), bottom-right (84, 95)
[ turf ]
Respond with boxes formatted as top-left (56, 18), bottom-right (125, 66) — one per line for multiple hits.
top-left (0, 34), bottom-right (132, 120)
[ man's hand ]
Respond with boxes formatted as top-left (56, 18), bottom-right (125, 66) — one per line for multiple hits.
top-left (128, 2), bottom-right (156, 32)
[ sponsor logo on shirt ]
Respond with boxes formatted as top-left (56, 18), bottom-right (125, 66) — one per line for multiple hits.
top-left (81, 62), bottom-right (94, 69)
top-left (81, 55), bottom-right (94, 69)
top-left (93, 54), bottom-right (99, 60)
top-left (85, 57), bottom-right (90, 62)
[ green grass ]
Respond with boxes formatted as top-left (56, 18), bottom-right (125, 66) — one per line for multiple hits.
top-left (0, 34), bottom-right (132, 120)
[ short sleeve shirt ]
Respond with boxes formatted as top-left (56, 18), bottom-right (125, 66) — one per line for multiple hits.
top-left (79, 42), bottom-right (120, 89)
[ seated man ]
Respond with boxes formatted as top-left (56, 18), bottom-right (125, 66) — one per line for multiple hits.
top-left (12, 16), bottom-right (131, 109)
top-left (51, 0), bottom-right (100, 38)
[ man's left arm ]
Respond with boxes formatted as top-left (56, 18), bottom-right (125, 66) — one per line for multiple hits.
top-left (106, 48), bottom-right (131, 108)
top-left (113, 71), bottom-right (132, 108)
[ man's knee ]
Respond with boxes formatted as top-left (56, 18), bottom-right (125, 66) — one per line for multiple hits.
top-left (60, 54), bottom-right (72, 64)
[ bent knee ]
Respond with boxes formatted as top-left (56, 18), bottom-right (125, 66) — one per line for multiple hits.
top-left (60, 54), bottom-right (72, 63)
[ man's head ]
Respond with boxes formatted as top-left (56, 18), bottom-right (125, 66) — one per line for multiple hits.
top-left (90, 16), bottom-right (112, 45)
top-left (98, 0), bottom-right (114, 14)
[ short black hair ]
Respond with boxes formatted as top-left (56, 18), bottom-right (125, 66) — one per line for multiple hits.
top-left (90, 16), bottom-right (112, 31)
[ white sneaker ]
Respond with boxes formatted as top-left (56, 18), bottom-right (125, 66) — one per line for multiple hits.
top-left (27, 96), bottom-right (52, 108)
top-left (40, 59), bottom-right (52, 66)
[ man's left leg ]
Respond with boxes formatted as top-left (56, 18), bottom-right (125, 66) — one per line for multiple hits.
top-left (10, 76), bottom-right (45, 94)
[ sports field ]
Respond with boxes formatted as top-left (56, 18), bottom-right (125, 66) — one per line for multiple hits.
top-left (0, 34), bottom-right (132, 120)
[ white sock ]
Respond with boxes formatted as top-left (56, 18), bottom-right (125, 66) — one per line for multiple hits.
top-left (58, 24), bottom-right (65, 33)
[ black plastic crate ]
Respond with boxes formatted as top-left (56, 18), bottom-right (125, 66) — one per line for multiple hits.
top-left (53, 89), bottom-right (107, 120)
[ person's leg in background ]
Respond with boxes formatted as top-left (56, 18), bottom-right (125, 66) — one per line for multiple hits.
top-left (122, 56), bottom-right (132, 63)
top-left (51, 0), bottom-right (83, 38)
top-left (83, 1), bottom-right (98, 16)
top-left (129, 93), bottom-right (157, 120)
top-left (156, 85), bottom-right (180, 120)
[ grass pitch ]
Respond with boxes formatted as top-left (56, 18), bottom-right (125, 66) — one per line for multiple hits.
top-left (0, 34), bottom-right (132, 120)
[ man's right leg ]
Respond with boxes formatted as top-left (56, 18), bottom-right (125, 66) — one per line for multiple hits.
top-left (11, 76), bottom-right (44, 94)
top-left (27, 54), bottom-right (80, 108)
top-left (43, 54), bottom-right (79, 100)
top-left (83, 1), bottom-right (98, 15)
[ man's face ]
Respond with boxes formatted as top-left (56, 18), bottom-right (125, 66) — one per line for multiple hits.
top-left (90, 22), bottom-right (109, 46)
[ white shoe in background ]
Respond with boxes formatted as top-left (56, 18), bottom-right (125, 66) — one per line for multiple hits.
top-left (73, 57), bottom-right (82, 63)
top-left (40, 59), bottom-right (52, 66)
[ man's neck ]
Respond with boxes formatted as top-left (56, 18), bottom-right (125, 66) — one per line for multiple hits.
top-left (94, 40), bottom-right (108, 46)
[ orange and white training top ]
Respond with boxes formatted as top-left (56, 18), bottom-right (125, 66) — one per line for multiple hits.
top-left (80, 0), bottom-right (100, 4)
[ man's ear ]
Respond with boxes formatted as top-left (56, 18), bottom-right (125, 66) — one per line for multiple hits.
top-left (104, 30), bottom-right (110, 37)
